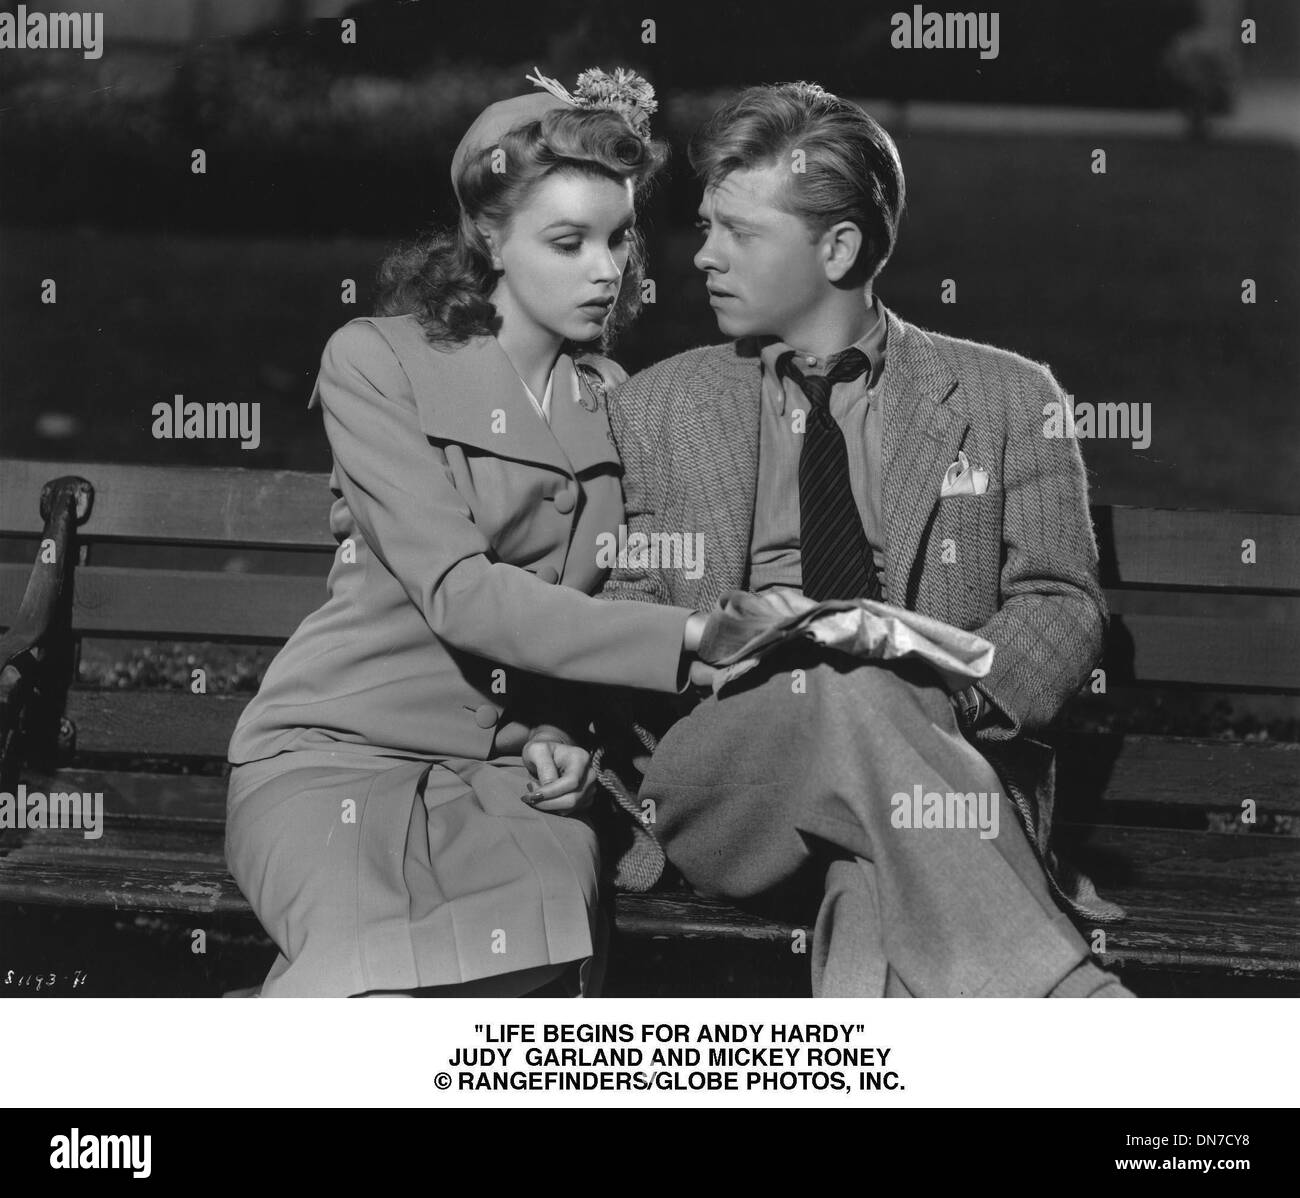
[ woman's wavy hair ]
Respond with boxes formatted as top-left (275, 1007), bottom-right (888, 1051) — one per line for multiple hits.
top-left (375, 105), bottom-right (667, 351)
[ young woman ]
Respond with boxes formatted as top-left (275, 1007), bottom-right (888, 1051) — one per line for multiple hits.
top-left (225, 69), bottom-right (706, 997)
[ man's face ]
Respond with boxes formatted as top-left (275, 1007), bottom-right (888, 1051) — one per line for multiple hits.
top-left (693, 162), bottom-right (829, 341)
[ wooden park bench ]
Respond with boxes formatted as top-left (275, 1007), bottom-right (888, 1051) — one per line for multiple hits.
top-left (1, 458), bottom-right (1297, 995)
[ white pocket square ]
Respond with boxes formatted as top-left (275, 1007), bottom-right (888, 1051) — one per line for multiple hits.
top-left (940, 450), bottom-right (990, 497)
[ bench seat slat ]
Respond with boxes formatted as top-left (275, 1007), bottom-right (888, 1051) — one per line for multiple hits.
top-left (50, 698), bottom-right (1300, 821)
top-left (21, 820), bottom-right (1288, 897)
top-left (0, 825), bottom-right (1294, 978)
top-left (25, 735), bottom-right (1300, 832)
top-left (0, 851), bottom-right (244, 916)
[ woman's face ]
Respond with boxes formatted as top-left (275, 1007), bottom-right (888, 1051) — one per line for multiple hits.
top-left (487, 170), bottom-right (636, 346)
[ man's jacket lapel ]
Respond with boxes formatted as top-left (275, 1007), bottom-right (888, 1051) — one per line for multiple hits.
top-left (688, 340), bottom-right (762, 608)
top-left (878, 305), bottom-right (966, 609)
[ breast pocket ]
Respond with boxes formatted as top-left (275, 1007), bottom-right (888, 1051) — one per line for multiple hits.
top-left (926, 480), bottom-right (1004, 622)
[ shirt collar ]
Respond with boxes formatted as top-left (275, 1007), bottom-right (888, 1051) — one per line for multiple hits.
top-left (516, 354), bottom-right (584, 424)
top-left (758, 298), bottom-right (887, 412)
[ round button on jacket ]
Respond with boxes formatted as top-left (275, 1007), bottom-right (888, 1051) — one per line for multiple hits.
top-left (473, 703), bottom-right (499, 729)
top-left (534, 564), bottom-right (560, 584)
top-left (553, 488), bottom-right (576, 515)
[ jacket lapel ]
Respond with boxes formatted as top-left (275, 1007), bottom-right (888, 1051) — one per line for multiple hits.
top-left (690, 340), bottom-right (762, 605)
top-left (379, 319), bottom-right (574, 475)
top-left (547, 358), bottom-right (622, 476)
top-left (877, 305), bottom-right (966, 608)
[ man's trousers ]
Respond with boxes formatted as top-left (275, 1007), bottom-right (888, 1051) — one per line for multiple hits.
top-left (640, 649), bottom-right (1100, 997)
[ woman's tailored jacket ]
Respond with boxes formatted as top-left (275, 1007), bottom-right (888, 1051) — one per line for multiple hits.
top-left (228, 315), bottom-right (692, 767)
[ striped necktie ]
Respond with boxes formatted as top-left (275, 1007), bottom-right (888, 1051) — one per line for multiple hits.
top-left (778, 347), bottom-right (883, 602)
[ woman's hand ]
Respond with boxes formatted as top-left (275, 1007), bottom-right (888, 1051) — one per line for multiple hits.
top-left (687, 659), bottom-right (719, 689)
top-left (521, 738), bottom-right (597, 815)
top-left (683, 611), bottom-right (707, 652)
top-left (681, 612), bottom-right (718, 690)
top-left (580, 355), bottom-right (630, 392)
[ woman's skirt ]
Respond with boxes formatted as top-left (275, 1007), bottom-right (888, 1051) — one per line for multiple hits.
top-left (225, 744), bottom-right (601, 997)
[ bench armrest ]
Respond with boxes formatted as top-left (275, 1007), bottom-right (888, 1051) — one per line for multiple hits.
top-left (0, 476), bottom-right (93, 772)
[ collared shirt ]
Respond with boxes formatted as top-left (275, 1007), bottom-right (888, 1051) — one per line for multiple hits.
top-left (515, 355), bottom-right (588, 425)
top-left (519, 366), bottom-right (556, 424)
top-left (749, 299), bottom-right (889, 597)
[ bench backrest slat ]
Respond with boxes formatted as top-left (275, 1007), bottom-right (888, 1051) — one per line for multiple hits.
top-left (4, 461), bottom-right (1299, 591)
top-left (1100, 507), bottom-right (1300, 592)
top-left (1, 460), bottom-right (334, 549)
top-left (65, 691), bottom-right (249, 759)
top-left (1109, 613), bottom-right (1300, 691)
top-left (0, 563), bottom-right (325, 642)
top-left (3, 561), bottom-right (1294, 691)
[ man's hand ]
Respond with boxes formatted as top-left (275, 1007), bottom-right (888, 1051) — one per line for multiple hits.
top-left (755, 586), bottom-right (819, 620)
top-left (521, 739), bottom-right (597, 815)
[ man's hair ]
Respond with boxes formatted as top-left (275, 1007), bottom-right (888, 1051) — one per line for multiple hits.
top-left (688, 81), bottom-right (906, 282)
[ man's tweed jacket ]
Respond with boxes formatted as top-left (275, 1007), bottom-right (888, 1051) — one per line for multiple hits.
top-left (596, 302), bottom-right (1124, 922)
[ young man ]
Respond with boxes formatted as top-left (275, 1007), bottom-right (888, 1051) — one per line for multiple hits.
top-left (599, 82), bottom-right (1132, 997)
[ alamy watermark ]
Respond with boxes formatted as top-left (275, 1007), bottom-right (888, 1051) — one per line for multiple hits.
top-left (0, 7), bottom-right (102, 59)
top-left (891, 7), bottom-right (1000, 60)
top-left (50, 1129), bottom-right (150, 1179)
top-left (1043, 396), bottom-right (1152, 450)
top-left (595, 524), bottom-right (705, 580)
top-left (890, 784), bottom-right (1000, 839)
top-left (0, 785), bottom-right (103, 839)
top-left (152, 395), bottom-right (261, 449)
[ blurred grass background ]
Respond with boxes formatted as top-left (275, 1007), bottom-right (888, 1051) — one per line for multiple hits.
top-left (3, 129), bottom-right (1296, 511)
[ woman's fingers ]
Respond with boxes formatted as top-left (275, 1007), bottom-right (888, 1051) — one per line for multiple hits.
top-left (524, 744), bottom-right (595, 814)
top-left (527, 790), bottom-right (593, 815)
top-left (522, 740), bottom-right (560, 787)
top-left (689, 659), bottom-right (719, 689)
top-left (529, 744), bottom-right (586, 798)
